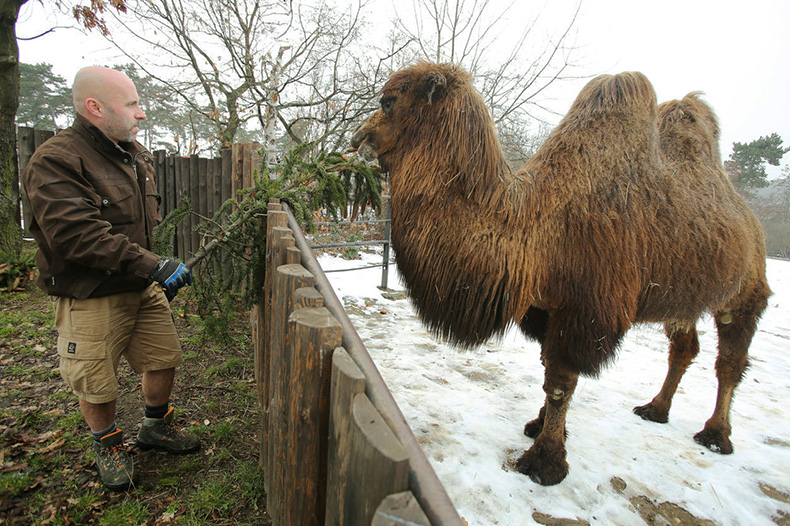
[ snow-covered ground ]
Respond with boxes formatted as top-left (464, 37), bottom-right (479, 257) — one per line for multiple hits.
top-left (319, 252), bottom-right (790, 526)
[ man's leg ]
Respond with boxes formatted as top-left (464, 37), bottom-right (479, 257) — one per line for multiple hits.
top-left (132, 286), bottom-right (199, 454)
top-left (142, 367), bottom-right (175, 406)
top-left (80, 399), bottom-right (116, 432)
top-left (136, 367), bottom-right (200, 454)
top-left (54, 294), bottom-right (138, 490)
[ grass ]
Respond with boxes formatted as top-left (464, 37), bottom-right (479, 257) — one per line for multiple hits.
top-left (0, 284), bottom-right (270, 525)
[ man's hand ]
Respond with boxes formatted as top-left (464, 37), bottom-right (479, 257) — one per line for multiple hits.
top-left (151, 258), bottom-right (192, 300)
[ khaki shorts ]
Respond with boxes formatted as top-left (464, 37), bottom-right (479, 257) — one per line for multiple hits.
top-left (54, 282), bottom-right (183, 404)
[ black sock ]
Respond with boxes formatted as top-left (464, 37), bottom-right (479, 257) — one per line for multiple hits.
top-left (91, 422), bottom-right (117, 443)
top-left (144, 403), bottom-right (169, 419)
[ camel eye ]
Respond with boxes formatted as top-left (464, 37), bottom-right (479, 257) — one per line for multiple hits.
top-left (381, 97), bottom-right (395, 114)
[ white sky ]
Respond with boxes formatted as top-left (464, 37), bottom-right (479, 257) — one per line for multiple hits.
top-left (16, 0), bottom-right (790, 173)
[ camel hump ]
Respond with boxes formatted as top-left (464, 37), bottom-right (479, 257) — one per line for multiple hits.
top-left (657, 92), bottom-right (721, 146)
top-left (570, 71), bottom-right (657, 115)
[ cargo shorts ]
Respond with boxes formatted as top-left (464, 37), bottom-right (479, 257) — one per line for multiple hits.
top-left (53, 282), bottom-right (183, 404)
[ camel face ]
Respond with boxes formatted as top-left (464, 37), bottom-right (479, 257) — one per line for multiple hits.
top-left (351, 63), bottom-right (453, 172)
top-left (350, 98), bottom-right (398, 168)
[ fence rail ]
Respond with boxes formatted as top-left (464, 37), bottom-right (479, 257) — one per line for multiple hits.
top-left (255, 199), bottom-right (463, 525)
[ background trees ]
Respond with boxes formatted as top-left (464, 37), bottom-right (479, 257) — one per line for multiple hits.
top-left (17, 62), bottom-right (72, 129)
top-left (726, 134), bottom-right (790, 257)
top-left (393, 0), bottom-right (582, 168)
top-left (100, 0), bottom-right (388, 163)
top-left (725, 133), bottom-right (789, 189)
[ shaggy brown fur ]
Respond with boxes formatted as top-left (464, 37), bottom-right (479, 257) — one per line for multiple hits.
top-left (350, 62), bottom-right (771, 485)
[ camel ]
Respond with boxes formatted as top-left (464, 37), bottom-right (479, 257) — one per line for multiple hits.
top-left (349, 62), bottom-right (771, 485)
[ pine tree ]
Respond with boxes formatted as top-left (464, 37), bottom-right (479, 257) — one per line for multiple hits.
top-left (17, 62), bottom-right (72, 129)
top-left (727, 133), bottom-right (789, 189)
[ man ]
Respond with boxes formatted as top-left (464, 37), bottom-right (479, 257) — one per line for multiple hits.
top-left (22, 66), bottom-right (199, 491)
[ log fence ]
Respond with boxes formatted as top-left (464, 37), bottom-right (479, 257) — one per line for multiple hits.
top-left (255, 199), bottom-right (463, 525)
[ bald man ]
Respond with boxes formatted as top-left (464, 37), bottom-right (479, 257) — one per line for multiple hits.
top-left (22, 66), bottom-right (199, 491)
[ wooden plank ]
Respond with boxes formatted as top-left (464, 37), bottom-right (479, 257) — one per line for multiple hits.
top-left (372, 491), bottom-right (430, 526)
top-left (325, 348), bottom-right (366, 525)
top-left (189, 155), bottom-right (200, 258)
top-left (220, 149), bottom-right (233, 287)
top-left (17, 127), bottom-right (35, 237)
top-left (33, 129), bottom-right (55, 149)
top-left (154, 150), bottom-right (167, 217)
top-left (285, 307), bottom-right (342, 526)
top-left (198, 156), bottom-right (208, 225)
top-left (175, 156), bottom-right (186, 259)
top-left (166, 153), bottom-right (176, 222)
top-left (232, 144), bottom-right (243, 209)
top-left (267, 261), bottom-right (315, 524)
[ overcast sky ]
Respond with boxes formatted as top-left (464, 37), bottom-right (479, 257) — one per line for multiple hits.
top-left (16, 0), bottom-right (790, 174)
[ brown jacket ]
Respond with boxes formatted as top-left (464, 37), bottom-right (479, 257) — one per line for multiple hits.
top-left (22, 114), bottom-right (162, 299)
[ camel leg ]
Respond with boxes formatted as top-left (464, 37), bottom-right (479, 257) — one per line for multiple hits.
top-left (516, 359), bottom-right (578, 485)
top-left (520, 308), bottom-right (550, 439)
top-left (634, 324), bottom-right (699, 423)
top-left (693, 312), bottom-right (757, 454)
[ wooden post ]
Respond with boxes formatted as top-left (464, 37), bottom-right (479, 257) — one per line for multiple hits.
top-left (284, 307), bottom-right (341, 526)
top-left (372, 492), bottom-right (430, 525)
top-left (341, 393), bottom-right (410, 526)
top-left (325, 348), bottom-right (366, 525)
top-left (260, 205), bottom-right (288, 472)
top-left (267, 262), bottom-right (315, 523)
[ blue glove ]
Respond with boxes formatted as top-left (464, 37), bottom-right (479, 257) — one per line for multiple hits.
top-left (151, 258), bottom-right (192, 300)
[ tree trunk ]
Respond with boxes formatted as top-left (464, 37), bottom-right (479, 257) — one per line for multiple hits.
top-left (0, 0), bottom-right (26, 256)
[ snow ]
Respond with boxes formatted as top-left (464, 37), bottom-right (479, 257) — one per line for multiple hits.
top-left (318, 252), bottom-right (790, 525)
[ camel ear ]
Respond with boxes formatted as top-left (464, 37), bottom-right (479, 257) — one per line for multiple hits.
top-left (420, 72), bottom-right (447, 104)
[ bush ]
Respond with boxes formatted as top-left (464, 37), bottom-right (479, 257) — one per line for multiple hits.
top-left (0, 248), bottom-right (36, 292)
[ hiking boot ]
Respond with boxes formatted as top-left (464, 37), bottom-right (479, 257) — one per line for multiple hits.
top-left (136, 407), bottom-right (200, 454)
top-left (93, 429), bottom-right (137, 491)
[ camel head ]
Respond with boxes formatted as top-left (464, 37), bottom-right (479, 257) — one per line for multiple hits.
top-left (350, 62), bottom-right (473, 172)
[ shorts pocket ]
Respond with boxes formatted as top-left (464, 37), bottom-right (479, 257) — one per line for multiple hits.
top-left (57, 338), bottom-right (116, 402)
top-left (57, 297), bottom-right (112, 342)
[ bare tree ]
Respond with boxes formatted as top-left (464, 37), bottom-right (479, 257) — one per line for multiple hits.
top-left (394, 0), bottom-right (584, 166)
top-left (99, 0), bottom-right (393, 161)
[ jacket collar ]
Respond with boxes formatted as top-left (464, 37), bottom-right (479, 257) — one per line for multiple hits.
top-left (72, 113), bottom-right (148, 159)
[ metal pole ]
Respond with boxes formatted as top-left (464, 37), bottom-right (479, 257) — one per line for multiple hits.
top-left (381, 195), bottom-right (391, 290)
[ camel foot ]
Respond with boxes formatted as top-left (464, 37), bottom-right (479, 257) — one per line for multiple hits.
top-left (633, 403), bottom-right (669, 423)
top-left (694, 428), bottom-right (733, 454)
top-left (515, 442), bottom-right (569, 486)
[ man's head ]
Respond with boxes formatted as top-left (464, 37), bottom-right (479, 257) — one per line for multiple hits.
top-left (73, 66), bottom-right (146, 144)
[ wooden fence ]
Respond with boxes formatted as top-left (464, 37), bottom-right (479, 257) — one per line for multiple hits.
top-left (255, 200), bottom-right (463, 525)
top-left (17, 126), bottom-right (260, 265)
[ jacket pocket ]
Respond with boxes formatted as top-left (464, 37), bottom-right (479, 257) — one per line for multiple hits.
top-left (95, 182), bottom-right (138, 225)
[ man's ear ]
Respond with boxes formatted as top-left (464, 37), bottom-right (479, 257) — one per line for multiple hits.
top-left (85, 97), bottom-right (103, 119)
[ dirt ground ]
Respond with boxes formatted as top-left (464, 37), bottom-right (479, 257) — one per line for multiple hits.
top-left (0, 280), bottom-right (270, 525)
